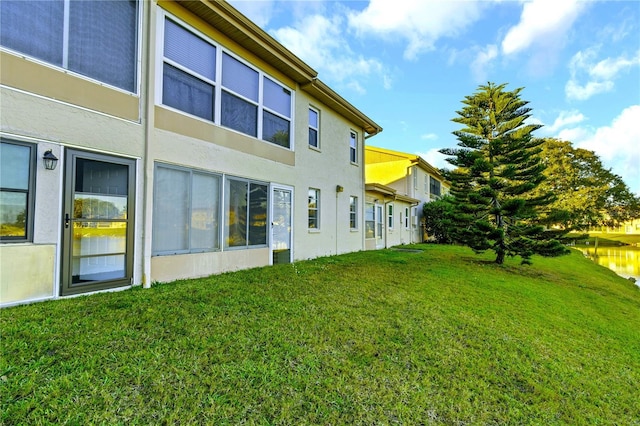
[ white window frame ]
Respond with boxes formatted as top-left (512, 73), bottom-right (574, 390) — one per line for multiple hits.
top-left (308, 188), bottom-right (320, 230)
top-left (413, 167), bottom-right (418, 190)
top-left (309, 106), bottom-right (320, 150)
top-left (349, 131), bottom-right (358, 164)
top-left (156, 9), bottom-right (295, 149)
top-left (430, 176), bottom-right (442, 198)
top-left (350, 196), bottom-right (358, 230)
top-left (404, 207), bottom-right (410, 229)
top-left (152, 163), bottom-right (222, 255)
top-left (387, 203), bottom-right (393, 230)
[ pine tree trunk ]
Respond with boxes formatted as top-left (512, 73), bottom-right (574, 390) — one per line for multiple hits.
top-left (495, 250), bottom-right (505, 264)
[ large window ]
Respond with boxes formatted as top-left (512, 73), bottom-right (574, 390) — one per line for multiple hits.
top-left (430, 176), bottom-right (441, 197)
top-left (308, 188), bottom-right (320, 229)
top-left (153, 165), bottom-right (220, 254)
top-left (0, 140), bottom-right (35, 242)
top-left (349, 132), bottom-right (358, 164)
top-left (309, 107), bottom-right (319, 148)
top-left (0, 0), bottom-right (139, 92)
top-left (160, 14), bottom-right (293, 148)
top-left (225, 178), bottom-right (268, 248)
top-left (349, 196), bottom-right (358, 229)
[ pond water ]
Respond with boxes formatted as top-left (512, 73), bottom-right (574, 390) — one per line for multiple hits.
top-left (579, 246), bottom-right (640, 287)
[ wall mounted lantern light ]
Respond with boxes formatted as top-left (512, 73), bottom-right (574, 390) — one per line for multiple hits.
top-left (336, 185), bottom-right (344, 193)
top-left (43, 150), bottom-right (58, 170)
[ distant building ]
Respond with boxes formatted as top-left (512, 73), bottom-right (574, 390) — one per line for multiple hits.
top-left (365, 146), bottom-right (449, 245)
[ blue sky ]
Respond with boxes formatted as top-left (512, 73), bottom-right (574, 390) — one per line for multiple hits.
top-left (229, 0), bottom-right (640, 195)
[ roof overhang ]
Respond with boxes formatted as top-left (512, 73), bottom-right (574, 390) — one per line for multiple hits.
top-left (365, 183), bottom-right (420, 205)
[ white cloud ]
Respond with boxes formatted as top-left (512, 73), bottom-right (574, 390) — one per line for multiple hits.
top-left (502, 0), bottom-right (585, 56)
top-left (420, 133), bottom-right (438, 141)
top-left (566, 48), bottom-right (640, 101)
top-left (544, 110), bottom-right (586, 134)
top-left (348, 0), bottom-right (487, 60)
top-left (418, 148), bottom-right (449, 170)
top-left (228, 0), bottom-right (276, 28)
top-left (270, 13), bottom-right (390, 93)
top-left (471, 44), bottom-right (498, 82)
top-left (564, 105), bottom-right (640, 195)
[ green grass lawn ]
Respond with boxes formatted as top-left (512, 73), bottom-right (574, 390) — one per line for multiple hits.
top-left (2, 245), bottom-right (639, 425)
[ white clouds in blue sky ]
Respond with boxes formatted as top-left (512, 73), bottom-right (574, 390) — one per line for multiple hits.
top-left (230, 0), bottom-right (640, 194)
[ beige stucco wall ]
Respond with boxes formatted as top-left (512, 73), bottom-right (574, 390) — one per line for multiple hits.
top-left (1, 36), bottom-right (147, 304)
top-left (144, 2), bottom-right (367, 282)
top-left (0, 245), bottom-right (55, 305)
top-left (151, 248), bottom-right (270, 283)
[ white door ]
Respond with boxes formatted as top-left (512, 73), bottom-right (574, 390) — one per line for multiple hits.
top-left (375, 204), bottom-right (384, 249)
top-left (271, 186), bottom-right (293, 264)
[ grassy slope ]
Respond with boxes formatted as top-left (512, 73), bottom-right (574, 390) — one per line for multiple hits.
top-left (1, 246), bottom-right (639, 425)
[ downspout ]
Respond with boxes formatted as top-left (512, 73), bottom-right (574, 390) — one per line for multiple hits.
top-left (141, 2), bottom-right (153, 288)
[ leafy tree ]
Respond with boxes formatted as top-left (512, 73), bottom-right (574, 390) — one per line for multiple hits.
top-left (422, 195), bottom-right (456, 244)
top-left (440, 82), bottom-right (568, 265)
top-left (533, 138), bottom-right (640, 229)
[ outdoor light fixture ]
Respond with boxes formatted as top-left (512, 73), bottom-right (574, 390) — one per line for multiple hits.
top-left (43, 150), bottom-right (58, 170)
top-left (336, 185), bottom-right (344, 193)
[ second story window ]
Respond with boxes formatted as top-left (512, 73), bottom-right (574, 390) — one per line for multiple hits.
top-left (430, 176), bottom-right (441, 197)
top-left (159, 13), bottom-right (293, 149)
top-left (0, 0), bottom-right (139, 92)
top-left (163, 18), bottom-right (216, 121)
top-left (349, 132), bottom-right (358, 164)
top-left (309, 108), bottom-right (319, 148)
top-left (221, 52), bottom-right (259, 137)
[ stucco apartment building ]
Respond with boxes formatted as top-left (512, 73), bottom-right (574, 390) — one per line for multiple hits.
top-left (0, 0), bottom-right (382, 306)
top-left (365, 146), bottom-right (449, 247)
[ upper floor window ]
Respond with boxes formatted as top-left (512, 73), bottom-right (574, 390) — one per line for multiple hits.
top-left (0, 0), bottom-right (139, 92)
top-left (162, 18), bottom-right (216, 121)
top-left (430, 176), bottom-right (441, 197)
top-left (349, 132), bottom-right (358, 163)
top-left (308, 188), bottom-right (320, 229)
top-left (413, 167), bottom-right (418, 190)
top-left (309, 108), bottom-right (319, 149)
top-left (349, 196), bottom-right (358, 229)
top-left (0, 140), bottom-right (36, 242)
top-left (160, 14), bottom-right (293, 148)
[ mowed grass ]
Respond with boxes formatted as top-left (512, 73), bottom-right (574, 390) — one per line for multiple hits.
top-left (2, 245), bottom-right (639, 425)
